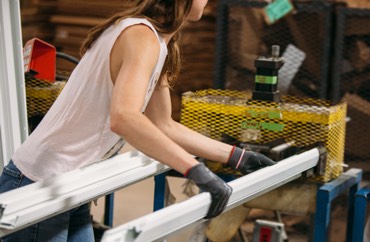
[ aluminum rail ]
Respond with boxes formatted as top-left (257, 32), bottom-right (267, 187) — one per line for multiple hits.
top-left (102, 148), bottom-right (320, 242)
top-left (0, 151), bottom-right (170, 237)
top-left (0, 0), bottom-right (28, 167)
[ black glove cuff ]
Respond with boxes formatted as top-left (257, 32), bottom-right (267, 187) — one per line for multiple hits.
top-left (228, 147), bottom-right (253, 169)
top-left (228, 147), bottom-right (242, 168)
top-left (228, 147), bottom-right (258, 172)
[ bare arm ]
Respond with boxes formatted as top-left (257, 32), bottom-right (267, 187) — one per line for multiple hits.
top-left (144, 83), bottom-right (233, 164)
top-left (109, 26), bottom-right (233, 219)
top-left (145, 80), bottom-right (275, 175)
top-left (109, 25), bottom-right (198, 174)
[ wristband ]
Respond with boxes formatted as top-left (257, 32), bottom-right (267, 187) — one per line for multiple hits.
top-left (227, 145), bottom-right (236, 162)
top-left (235, 148), bottom-right (246, 169)
top-left (184, 166), bottom-right (192, 177)
top-left (227, 147), bottom-right (243, 168)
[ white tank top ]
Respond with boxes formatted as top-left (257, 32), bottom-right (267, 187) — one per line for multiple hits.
top-left (13, 18), bottom-right (168, 181)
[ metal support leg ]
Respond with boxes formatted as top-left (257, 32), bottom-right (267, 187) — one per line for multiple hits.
top-left (313, 168), bottom-right (362, 242)
top-left (352, 185), bottom-right (370, 242)
top-left (103, 172), bottom-right (168, 227)
top-left (346, 179), bottom-right (359, 242)
top-left (104, 193), bottom-right (114, 227)
top-left (154, 173), bottom-right (167, 211)
top-left (314, 191), bottom-right (331, 242)
top-left (153, 171), bottom-right (236, 213)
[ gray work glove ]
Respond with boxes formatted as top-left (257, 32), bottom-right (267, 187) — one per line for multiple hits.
top-left (228, 147), bottom-right (276, 174)
top-left (186, 163), bottom-right (232, 219)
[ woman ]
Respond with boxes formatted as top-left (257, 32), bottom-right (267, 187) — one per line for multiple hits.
top-left (0, 1), bottom-right (275, 241)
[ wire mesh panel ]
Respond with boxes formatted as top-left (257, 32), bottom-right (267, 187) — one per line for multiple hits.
top-left (214, 0), bottom-right (333, 99)
top-left (180, 89), bottom-right (347, 183)
top-left (330, 6), bottom-right (370, 172)
top-left (209, 2), bottom-right (354, 240)
top-left (25, 76), bottom-right (66, 132)
top-left (180, 88), bottom-right (349, 241)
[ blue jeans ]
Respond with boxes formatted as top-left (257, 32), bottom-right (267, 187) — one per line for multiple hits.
top-left (0, 161), bottom-right (95, 242)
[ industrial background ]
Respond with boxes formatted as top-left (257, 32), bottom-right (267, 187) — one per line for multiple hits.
top-left (15, 0), bottom-right (370, 241)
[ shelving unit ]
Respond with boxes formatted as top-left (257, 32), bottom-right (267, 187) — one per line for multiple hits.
top-left (214, 0), bottom-right (333, 99)
top-left (330, 6), bottom-right (370, 170)
top-left (331, 7), bottom-right (370, 102)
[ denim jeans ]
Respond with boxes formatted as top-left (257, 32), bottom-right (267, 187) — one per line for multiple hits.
top-left (0, 161), bottom-right (95, 242)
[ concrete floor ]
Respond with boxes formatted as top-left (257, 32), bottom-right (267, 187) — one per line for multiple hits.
top-left (90, 144), bottom-right (202, 241)
top-left (90, 175), bottom-right (203, 242)
top-left (89, 176), bottom-right (311, 242)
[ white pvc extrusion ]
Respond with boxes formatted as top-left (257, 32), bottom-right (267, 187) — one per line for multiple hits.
top-left (0, 151), bottom-right (170, 237)
top-left (102, 148), bottom-right (320, 242)
top-left (0, 0), bottom-right (28, 168)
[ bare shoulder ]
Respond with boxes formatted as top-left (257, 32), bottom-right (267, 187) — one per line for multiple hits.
top-left (115, 23), bottom-right (160, 58)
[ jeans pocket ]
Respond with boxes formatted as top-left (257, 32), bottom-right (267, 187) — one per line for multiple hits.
top-left (0, 160), bottom-right (32, 193)
top-left (2, 161), bottom-right (22, 178)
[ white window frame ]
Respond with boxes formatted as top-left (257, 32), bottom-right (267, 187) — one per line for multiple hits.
top-left (0, 0), bottom-right (28, 171)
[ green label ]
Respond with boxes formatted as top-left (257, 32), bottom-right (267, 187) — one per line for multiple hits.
top-left (255, 75), bottom-right (277, 84)
top-left (246, 110), bottom-right (282, 119)
top-left (264, 0), bottom-right (294, 24)
top-left (241, 120), bottom-right (284, 132)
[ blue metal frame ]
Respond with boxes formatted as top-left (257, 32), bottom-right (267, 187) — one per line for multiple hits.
top-left (102, 171), bottom-right (171, 227)
top-left (103, 168), bottom-right (362, 241)
top-left (154, 173), bottom-right (167, 211)
top-left (313, 168), bottom-right (362, 242)
top-left (153, 168), bottom-right (362, 241)
top-left (103, 171), bottom-right (168, 226)
top-left (102, 172), bottom-right (170, 226)
top-left (104, 193), bottom-right (114, 227)
top-left (352, 185), bottom-right (370, 242)
top-left (153, 171), bottom-right (237, 211)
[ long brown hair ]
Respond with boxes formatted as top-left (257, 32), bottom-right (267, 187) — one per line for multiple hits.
top-left (80, 0), bottom-right (193, 85)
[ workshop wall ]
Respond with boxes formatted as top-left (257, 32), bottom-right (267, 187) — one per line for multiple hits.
top-left (20, 0), bottom-right (55, 43)
top-left (20, 0), bottom-right (218, 121)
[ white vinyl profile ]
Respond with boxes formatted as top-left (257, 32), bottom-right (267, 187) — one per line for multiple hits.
top-left (0, 151), bottom-right (170, 237)
top-left (101, 148), bottom-right (320, 242)
top-left (0, 0), bottom-right (28, 168)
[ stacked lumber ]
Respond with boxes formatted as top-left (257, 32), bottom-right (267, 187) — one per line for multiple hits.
top-left (50, 0), bottom-right (117, 73)
top-left (20, 0), bottom-right (56, 44)
top-left (20, 0), bottom-right (218, 120)
top-left (51, 0), bottom-right (126, 60)
top-left (50, 15), bottom-right (102, 72)
top-left (332, 0), bottom-right (370, 9)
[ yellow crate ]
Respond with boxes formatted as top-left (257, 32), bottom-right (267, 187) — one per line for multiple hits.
top-left (180, 89), bottom-right (347, 183)
top-left (26, 78), bottom-right (66, 117)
